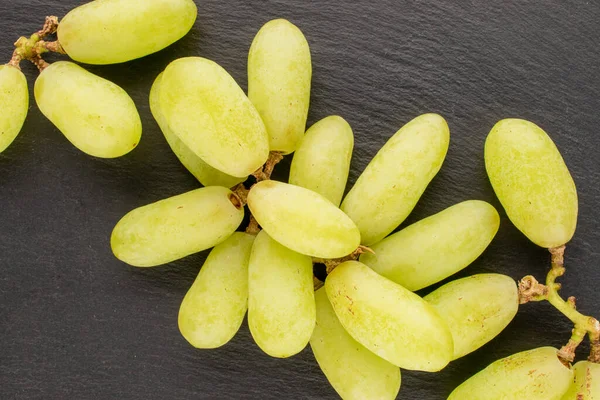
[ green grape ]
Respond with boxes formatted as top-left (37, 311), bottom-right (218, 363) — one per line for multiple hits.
top-left (57, 0), bottom-right (197, 65)
top-left (485, 119), bottom-right (578, 248)
top-left (310, 287), bottom-right (401, 400)
top-left (34, 61), bottom-right (141, 158)
top-left (248, 19), bottom-right (311, 154)
top-left (0, 65), bottom-right (28, 153)
top-left (360, 200), bottom-right (499, 291)
top-left (448, 347), bottom-right (573, 400)
top-left (562, 361), bottom-right (600, 399)
top-left (160, 57), bottom-right (269, 178)
top-left (248, 230), bottom-right (315, 358)
top-left (289, 116), bottom-right (354, 206)
top-left (111, 186), bottom-right (244, 267)
top-left (325, 260), bottom-right (453, 371)
top-left (341, 113), bottom-right (450, 245)
top-left (247, 180), bottom-right (361, 258)
top-left (178, 232), bottom-right (255, 349)
top-left (424, 274), bottom-right (519, 360)
top-left (149, 72), bottom-right (245, 188)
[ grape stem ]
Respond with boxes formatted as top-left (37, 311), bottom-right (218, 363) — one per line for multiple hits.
top-left (246, 215), bottom-right (261, 235)
top-left (252, 152), bottom-right (284, 182)
top-left (313, 245), bottom-right (374, 274)
top-left (7, 16), bottom-right (64, 72)
top-left (518, 245), bottom-right (600, 363)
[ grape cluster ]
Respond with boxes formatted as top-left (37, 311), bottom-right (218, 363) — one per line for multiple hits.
top-left (2, 0), bottom-right (598, 399)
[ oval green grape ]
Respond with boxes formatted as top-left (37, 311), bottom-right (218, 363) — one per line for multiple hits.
top-left (311, 287), bottom-right (401, 400)
top-left (562, 361), bottom-right (600, 400)
top-left (325, 261), bottom-right (453, 371)
top-left (360, 200), bottom-right (499, 291)
top-left (448, 347), bottom-right (573, 400)
top-left (289, 116), bottom-right (354, 206)
top-left (57, 0), bottom-right (197, 65)
top-left (35, 61), bottom-right (141, 158)
top-left (424, 274), bottom-right (519, 360)
top-left (485, 119), bottom-right (578, 248)
top-left (248, 230), bottom-right (315, 358)
top-left (248, 19), bottom-right (311, 153)
top-left (160, 57), bottom-right (269, 177)
top-left (149, 72), bottom-right (245, 188)
top-left (111, 186), bottom-right (244, 267)
top-left (178, 232), bottom-right (254, 349)
top-left (247, 180), bottom-right (361, 258)
top-left (0, 65), bottom-right (28, 153)
top-left (341, 113), bottom-right (450, 245)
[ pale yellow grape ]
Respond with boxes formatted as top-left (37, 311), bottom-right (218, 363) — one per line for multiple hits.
top-left (424, 274), bottom-right (518, 360)
top-left (448, 347), bottom-right (573, 400)
top-left (289, 116), bottom-right (354, 206)
top-left (247, 181), bottom-right (361, 258)
top-left (0, 65), bottom-right (28, 153)
top-left (325, 261), bottom-right (453, 371)
top-left (57, 0), bottom-right (197, 65)
top-left (248, 19), bottom-right (311, 153)
top-left (562, 361), bottom-right (600, 399)
top-left (360, 200), bottom-right (499, 291)
top-left (485, 119), bottom-right (578, 248)
top-left (160, 57), bottom-right (269, 177)
top-left (149, 72), bottom-right (245, 188)
top-left (34, 61), bottom-right (141, 158)
top-left (178, 233), bottom-right (254, 349)
top-left (341, 113), bottom-right (449, 245)
top-left (310, 288), bottom-right (401, 400)
top-left (111, 186), bottom-right (244, 267)
top-left (248, 231), bottom-right (315, 358)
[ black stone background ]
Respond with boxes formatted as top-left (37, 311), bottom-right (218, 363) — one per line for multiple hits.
top-left (1, 1), bottom-right (599, 399)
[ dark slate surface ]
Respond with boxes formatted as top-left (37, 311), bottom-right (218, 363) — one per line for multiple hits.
top-left (1, 1), bottom-right (599, 399)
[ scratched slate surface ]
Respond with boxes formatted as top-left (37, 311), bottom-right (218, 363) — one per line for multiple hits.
top-left (1, 0), bottom-right (599, 399)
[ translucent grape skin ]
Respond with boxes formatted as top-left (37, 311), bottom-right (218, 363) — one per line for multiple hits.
top-left (160, 57), bottom-right (269, 178)
top-left (325, 261), bottom-right (454, 371)
top-left (0, 65), bottom-right (27, 153)
top-left (111, 186), bottom-right (244, 267)
top-left (360, 200), bottom-right (500, 291)
top-left (289, 116), bottom-right (354, 206)
top-left (310, 288), bottom-right (401, 400)
top-left (561, 361), bottom-right (600, 399)
top-left (485, 119), bottom-right (578, 248)
top-left (149, 72), bottom-right (245, 188)
top-left (34, 61), bottom-right (142, 158)
top-left (248, 230), bottom-right (315, 358)
top-left (248, 19), bottom-right (312, 154)
top-left (341, 113), bottom-right (450, 245)
top-left (57, 0), bottom-right (197, 65)
top-left (247, 180), bottom-right (361, 258)
top-left (424, 274), bottom-right (519, 360)
top-left (448, 347), bottom-right (573, 400)
top-left (178, 233), bottom-right (255, 349)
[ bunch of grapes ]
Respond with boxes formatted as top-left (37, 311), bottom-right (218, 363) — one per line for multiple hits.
top-left (2, 0), bottom-right (598, 398)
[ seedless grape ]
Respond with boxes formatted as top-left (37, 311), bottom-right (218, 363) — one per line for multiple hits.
top-left (325, 261), bottom-right (454, 371)
top-left (341, 113), bottom-right (449, 245)
top-left (311, 288), bottom-right (401, 400)
top-left (149, 72), bottom-right (245, 188)
top-left (561, 361), bottom-right (600, 400)
top-left (248, 19), bottom-right (311, 153)
top-left (360, 200), bottom-right (499, 291)
top-left (111, 186), bottom-right (244, 267)
top-left (248, 231), bottom-right (315, 358)
top-left (0, 65), bottom-right (28, 153)
top-left (35, 61), bottom-right (142, 158)
top-left (58, 0), bottom-right (198, 65)
top-left (485, 119), bottom-right (578, 248)
top-left (247, 180), bottom-right (361, 258)
top-left (179, 233), bottom-right (254, 349)
top-left (289, 116), bottom-right (354, 206)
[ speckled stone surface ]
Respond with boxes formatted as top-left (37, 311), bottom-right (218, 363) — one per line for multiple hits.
top-left (1, 1), bottom-right (599, 399)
